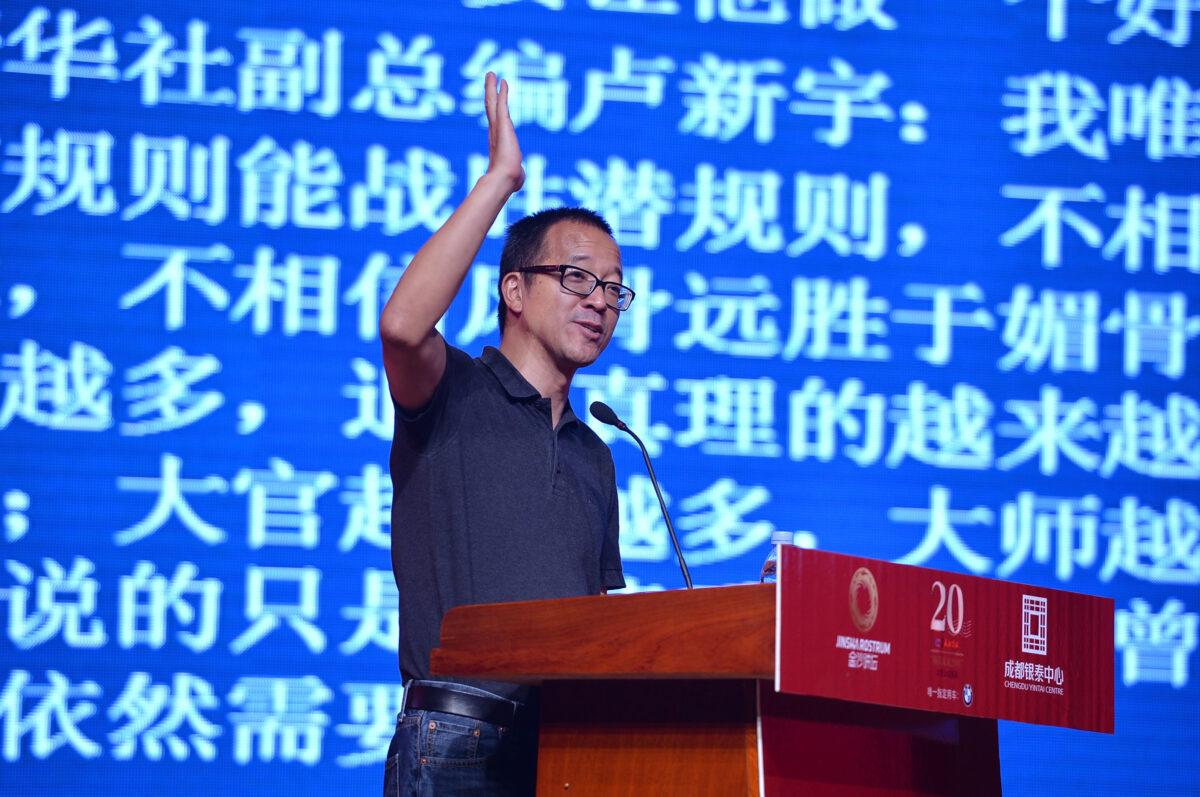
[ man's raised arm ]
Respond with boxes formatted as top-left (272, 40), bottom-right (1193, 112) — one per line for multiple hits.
top-left (378, 72), bottom-right (525, 412)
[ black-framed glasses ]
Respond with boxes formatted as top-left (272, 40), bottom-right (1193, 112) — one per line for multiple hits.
top-left (517, 264), bottom-right (636, 311)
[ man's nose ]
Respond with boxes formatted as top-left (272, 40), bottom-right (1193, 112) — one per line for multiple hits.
top-left (581, 287), bottom-right (608, 313)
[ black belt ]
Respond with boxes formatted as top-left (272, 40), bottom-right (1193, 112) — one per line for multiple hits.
top-left (404, 683), bottom-right (517, 727)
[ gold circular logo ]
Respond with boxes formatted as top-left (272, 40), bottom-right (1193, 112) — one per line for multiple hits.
top-left (849, 567), bottom-right (879, 633)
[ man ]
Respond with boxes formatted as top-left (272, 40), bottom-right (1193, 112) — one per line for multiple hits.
top-left (379, 73), bottom-right (630, 796)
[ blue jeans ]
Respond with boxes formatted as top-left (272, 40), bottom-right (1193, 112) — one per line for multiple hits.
top-left (383, 681), bottom-right (538, 797)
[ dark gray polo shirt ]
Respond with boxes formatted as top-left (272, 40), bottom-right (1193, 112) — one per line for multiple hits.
top-left (389, 342), bottom-right (625, 700)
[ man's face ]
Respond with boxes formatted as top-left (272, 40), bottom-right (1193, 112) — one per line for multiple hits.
top-left (518, 220), bottom-right (622, 370)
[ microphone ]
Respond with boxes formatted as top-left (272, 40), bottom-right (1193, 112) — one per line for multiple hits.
top-left (588, 400), bottom-right (625, 430)
top-left (589, 401), bottom-right (693, 590)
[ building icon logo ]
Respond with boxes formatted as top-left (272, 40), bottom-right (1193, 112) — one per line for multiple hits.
top-left (1021, 594), bottom-right (1048, 656)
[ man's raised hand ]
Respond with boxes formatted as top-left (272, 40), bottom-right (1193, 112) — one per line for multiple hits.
top-left (484, 72), bottom-right (525, 193)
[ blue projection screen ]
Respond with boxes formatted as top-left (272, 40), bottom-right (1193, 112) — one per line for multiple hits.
top-left (1, 1), bottom-right (1197, 794)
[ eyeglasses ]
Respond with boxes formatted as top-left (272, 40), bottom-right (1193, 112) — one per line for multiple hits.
top-left (517, 265), bottom-right (636, 311)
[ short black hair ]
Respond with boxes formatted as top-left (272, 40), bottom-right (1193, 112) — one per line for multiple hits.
top-left (497, 207), bottom-right (615, 335)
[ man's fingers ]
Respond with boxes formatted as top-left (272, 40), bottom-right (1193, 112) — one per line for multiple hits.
top-left (499, 78), bottom-right (512, 123)
top-left (484, 71), bottom-right (496, 128)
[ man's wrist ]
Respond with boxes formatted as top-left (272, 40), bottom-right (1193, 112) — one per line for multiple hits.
top-left (476, 169), bottom-right (523, 197)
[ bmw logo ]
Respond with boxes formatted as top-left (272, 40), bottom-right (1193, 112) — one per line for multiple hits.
top-left (963, 684), bottom-right (974, 706)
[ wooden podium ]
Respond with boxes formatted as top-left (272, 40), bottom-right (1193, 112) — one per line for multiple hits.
top-left (430, 548), bottom-right (1114, 796)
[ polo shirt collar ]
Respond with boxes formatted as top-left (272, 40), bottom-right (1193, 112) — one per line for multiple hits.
top-left (560, 400), bottom-right (580, 427)
top-left (481, 346), bottom-right (539, 400)
top-left (481, 346), bottom-right (580, 427)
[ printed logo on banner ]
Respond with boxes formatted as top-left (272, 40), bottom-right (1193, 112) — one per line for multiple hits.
top-left (926, 578), bottom-right (964, 696)
top-left (1005, 593), bottom-right (1066, 698)
top-left (849, 566), bottom-right (879, 633)
top-left (835, 566), bottom-right (891, 672)
top-left (927, 579), bottom-right (967, 699)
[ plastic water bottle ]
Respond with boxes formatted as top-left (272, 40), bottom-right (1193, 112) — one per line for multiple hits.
top-left (759, 530), bottom-right (795, 583)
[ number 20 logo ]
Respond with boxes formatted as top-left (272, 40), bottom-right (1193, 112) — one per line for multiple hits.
top-left (930, 581), bottom-right (964, 635)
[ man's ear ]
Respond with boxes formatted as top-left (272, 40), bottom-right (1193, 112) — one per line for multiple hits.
top-left (501, 271), bottom-right (525, 319)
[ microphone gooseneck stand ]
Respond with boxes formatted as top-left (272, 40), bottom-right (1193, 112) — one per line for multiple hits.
top-left (589, 401), bottom-right (693, 591)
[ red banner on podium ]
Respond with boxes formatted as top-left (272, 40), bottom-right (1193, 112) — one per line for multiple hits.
top-left (775, 546), bottom-right (1114, 733)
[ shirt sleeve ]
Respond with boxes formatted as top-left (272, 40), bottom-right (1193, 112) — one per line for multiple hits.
top-left (391, 340), bottom-right (471, 454)
top-left (599, 464), bottom-right (626, 591)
